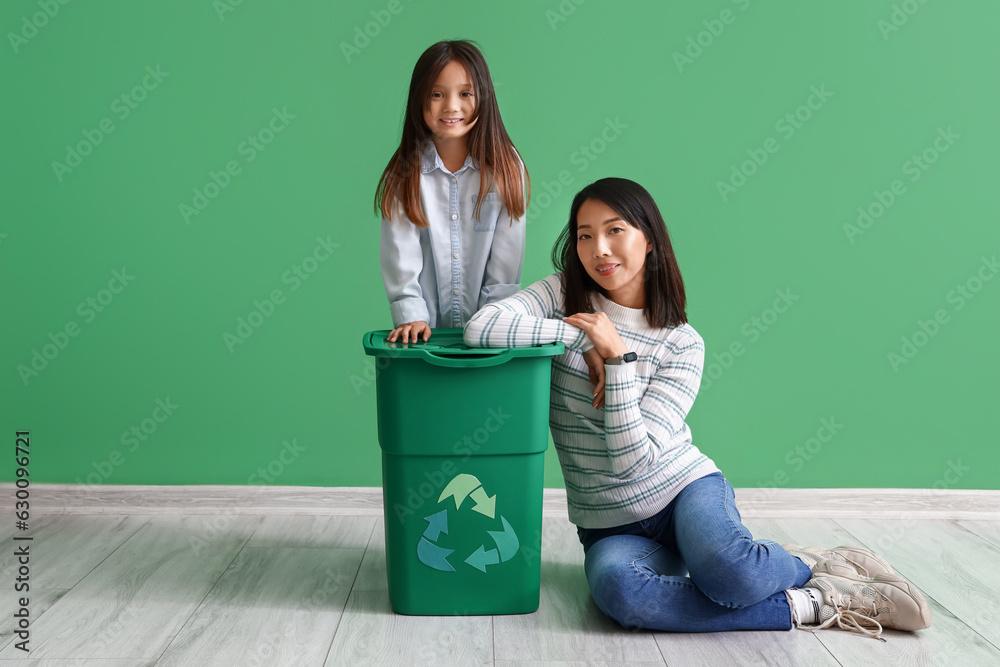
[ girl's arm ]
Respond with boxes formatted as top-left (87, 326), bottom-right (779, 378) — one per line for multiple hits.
top-left (478, 159), bottom-right (527, 309)
top-left (602, 332), bottom-right (705, 480)
top-left (464, 274), bottom-right (591, 351)
top-left (380, 214), bottom-right (430, 327)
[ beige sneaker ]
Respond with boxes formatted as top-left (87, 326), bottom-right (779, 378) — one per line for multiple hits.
top-left (784, 544), bottom-right (895, 578)
top-left (803, 564), bottom-right (932, 640)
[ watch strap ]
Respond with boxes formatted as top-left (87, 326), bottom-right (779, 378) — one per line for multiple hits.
top-left (605, 352), bottom-right (638, 365)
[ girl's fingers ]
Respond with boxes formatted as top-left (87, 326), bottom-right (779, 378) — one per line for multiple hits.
top-left (388, 323), bottom-right (430, 344)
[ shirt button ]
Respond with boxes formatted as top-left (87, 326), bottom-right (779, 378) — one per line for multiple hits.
top-left (453, 289), bottom-right (460, 296)
top-left (451, 177), bottom-right (457, 183)
top-left (451, 214), bottom-right (458, 220)
top-left (453, 252), bottom-right (460, 259)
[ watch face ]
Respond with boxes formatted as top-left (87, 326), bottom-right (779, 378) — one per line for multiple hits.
top-left (624, 352), bottom-right (638, 362)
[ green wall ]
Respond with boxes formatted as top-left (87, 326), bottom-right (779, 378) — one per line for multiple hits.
top-left (3, 0), bottom-right (998, 491)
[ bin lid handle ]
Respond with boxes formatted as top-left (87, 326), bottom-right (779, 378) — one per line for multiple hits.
top-left (421, 349), bottom-right (515, 368)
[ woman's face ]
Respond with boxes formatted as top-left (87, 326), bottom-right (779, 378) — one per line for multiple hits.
top-left (423, 60), bottom-right (478, 144)
top-left (575, 198), bottom-right (652, 309)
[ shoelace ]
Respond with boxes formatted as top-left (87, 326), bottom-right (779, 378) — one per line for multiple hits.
top-left (807, 597), bottom-right (886, 642)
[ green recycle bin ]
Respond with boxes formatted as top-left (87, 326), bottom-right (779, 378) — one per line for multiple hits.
top-left (362, 327), bottom-right (564, 615)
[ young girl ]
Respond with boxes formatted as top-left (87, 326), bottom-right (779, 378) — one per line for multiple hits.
top-left (464, 178), bottom-right (932, 640)
top-left (375, 40), bottom-right (529, 344)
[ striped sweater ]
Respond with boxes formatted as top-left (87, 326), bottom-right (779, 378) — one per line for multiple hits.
top-left (464, 273), bottom-right (720, 529)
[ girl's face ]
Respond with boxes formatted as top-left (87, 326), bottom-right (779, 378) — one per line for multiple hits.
top-left (423, 60), bottom-right (478, 145)
top-left (575, 198), bottom-right (652, 309)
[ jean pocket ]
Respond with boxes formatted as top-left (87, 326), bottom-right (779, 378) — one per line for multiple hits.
top-left (472, 192), bottom-right (500, 232)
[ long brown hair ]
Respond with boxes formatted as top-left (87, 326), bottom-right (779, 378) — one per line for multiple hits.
top-left (374, 40), bottom-right (529, 227)
top-left (551, 178), bottom-right (687, 329)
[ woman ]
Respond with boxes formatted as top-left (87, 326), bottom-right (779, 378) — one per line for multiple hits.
top-left (464, 177), bottom-right (930, 640)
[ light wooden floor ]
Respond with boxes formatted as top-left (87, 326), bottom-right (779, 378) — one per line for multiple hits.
top-left (2, 491), bottom-right (1000, 666)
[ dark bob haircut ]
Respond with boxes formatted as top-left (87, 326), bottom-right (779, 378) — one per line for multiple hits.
top-left (551, 177), bottom-right (687, 329)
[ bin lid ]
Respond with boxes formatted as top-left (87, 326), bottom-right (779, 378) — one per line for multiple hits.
top-left (362, 328), bottom-right (563, 367)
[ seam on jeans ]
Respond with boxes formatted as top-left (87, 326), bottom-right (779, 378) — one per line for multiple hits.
top-left (720, 476), bottom-right (747, 539)
top-left (629, 543), bottom-right (664, 580)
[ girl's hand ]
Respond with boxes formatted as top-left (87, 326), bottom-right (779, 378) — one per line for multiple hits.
top-left (388, 321), bottom-right (430, 344)
top-left (582, 347), bottom-right (606, 410)
top-left (562, 312), bottom-right (629, 360)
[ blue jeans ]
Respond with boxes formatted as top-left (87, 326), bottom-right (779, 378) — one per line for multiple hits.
top-left (576, 472), bottom-right (812, 632)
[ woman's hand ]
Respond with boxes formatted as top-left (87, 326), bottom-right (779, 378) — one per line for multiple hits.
top-left (562, 312), bottom-right (629, 360)
top-left (388, 321), bottom-right (430, 344)
top-left (583, 347), bottom-right (606, 410)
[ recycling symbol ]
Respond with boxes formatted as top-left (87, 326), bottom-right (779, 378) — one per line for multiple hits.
top-left (416, 473), bottom-right (520, 573)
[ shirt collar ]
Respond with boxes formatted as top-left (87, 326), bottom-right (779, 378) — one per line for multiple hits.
top-left (421, 140), bottom-right (477, 176)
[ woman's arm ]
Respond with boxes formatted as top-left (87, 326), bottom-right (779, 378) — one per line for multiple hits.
top-left (380, 214), bottom-right (430, 327)
top-left (464, 274), bottom-right (591, 350)
top-left (602, 331), bottom-right (705, 479)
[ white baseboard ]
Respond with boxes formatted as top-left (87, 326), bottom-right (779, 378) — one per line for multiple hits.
top-left (4, 484), bottom-right (999, 520)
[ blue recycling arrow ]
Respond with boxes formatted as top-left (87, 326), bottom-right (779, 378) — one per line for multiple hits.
top-left (422, 509), bottom-right (448, 541)
top-left (487, 515), bottom-right (519, 561)
top-left (417, 537), bottom-right (455, 572)
top-left (465, 545), bottom-right (500, 573)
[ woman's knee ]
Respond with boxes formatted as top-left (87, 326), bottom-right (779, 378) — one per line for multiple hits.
top-left (583, 536), bottom-right (656, 628)
top-left (688, 538), bottom-right (782, 608)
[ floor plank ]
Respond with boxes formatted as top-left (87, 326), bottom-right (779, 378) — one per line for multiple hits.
top-left (746, 517), bottom-right (1000, 663)
top-left (0, 516), bottom-right (260, 660)
top-left (0, 506), bottom-right (993, 664)
top-left (0, 516), bottom-right (142, 588)
top-left (242, 514), bottom-right (375, 549)
top-left (654, 629), bottom-right (838, 667)
top-left (154, 546), bottom-right (363, 666)
top-left (353, 517), bottom-right (387, 592)
top-left (741, 516), bottom-right (865, 549)
top-left (0, 661), bottom-right (153, 666)
top-left (496, 662), bottom-right (666, 666)
top-left (324, 590), bottom-right (493, 666)
top-left (0, 516), bottom-right (145, 647)
top-left (0, 661), bottom-right (154, 666)
top-left (956, 519), bottom-right (1000, 550)
top-left (834, 519), bottom-right (1000, 653)
top-left (493, 517), bottom-right (664, 664)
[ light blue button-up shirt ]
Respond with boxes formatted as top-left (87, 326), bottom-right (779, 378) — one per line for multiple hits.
top-left (380, 140), bottom-right (526, 328)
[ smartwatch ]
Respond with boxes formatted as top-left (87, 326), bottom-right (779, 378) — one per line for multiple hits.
top-left (605, 352), bottom-right (638, 365)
